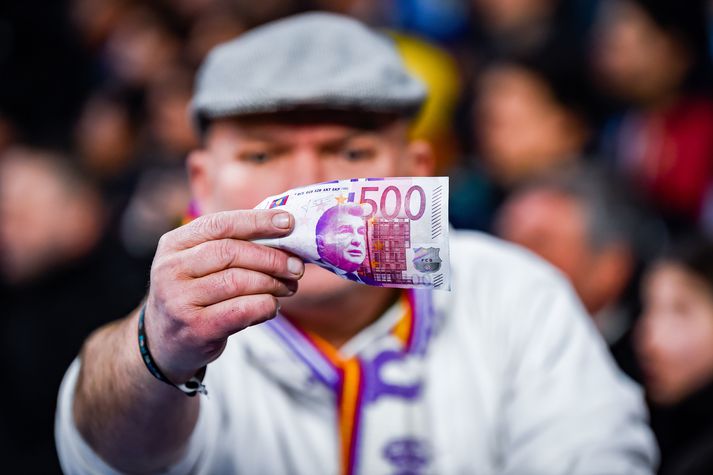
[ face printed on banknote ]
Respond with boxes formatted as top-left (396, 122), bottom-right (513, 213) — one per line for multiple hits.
top-left (315, 204), bottom-right (367, 273)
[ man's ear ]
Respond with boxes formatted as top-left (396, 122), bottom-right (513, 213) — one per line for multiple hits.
top-left (187, 149), bottom-right (213, 212)
top-left (404, 139), bottom-right (436, 177)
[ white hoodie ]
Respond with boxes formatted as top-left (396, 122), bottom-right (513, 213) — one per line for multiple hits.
top-left (56, 230), bottom-right (657, 474)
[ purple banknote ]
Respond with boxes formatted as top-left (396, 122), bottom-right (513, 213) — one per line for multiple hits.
top-left (254, 177), bottom-right (450, 290)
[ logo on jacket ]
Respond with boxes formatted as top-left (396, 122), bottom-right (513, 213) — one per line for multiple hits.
top-left (383, 438), bottom-right (431, 472)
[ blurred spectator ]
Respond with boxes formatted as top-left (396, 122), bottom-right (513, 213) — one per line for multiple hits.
top-left (73, 86), bottom-right (145, 235)
top-left (120, 167), bottom-right (191, 256)
top-left (636, 237), bottom-right (713, 475)
top-left (475, 60), bottom-right (592, 186)
top-left (0, 147), bottom-right (103, 284)
top-left (184, 2), bottom-right (247, 66)
top-left (143, 67), bottom-right (198, 160)
top-left (119, 67), bottom-right (194, 257)
top-left (495, 165), bottom-right (661, 374)
top-left (450, 57), bottom-right (594, 230)
top-left (468, 0), bottom-right (595, 64)
top-left (471, 0), bottom-right (560, 55)
top-left (75, 87), bottom-right (142, 182)
top-left (0, 146), bottom-right (147, 472)
top-left (593, 0), bottom-right (713, 229)
top-left (103, 5), bottom-right (183, 89)
top-left (70, 0), bottom-right (132, 51)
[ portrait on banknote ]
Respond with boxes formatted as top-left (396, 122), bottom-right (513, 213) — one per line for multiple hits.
top-left (315, 204), bottom-right (368, 272)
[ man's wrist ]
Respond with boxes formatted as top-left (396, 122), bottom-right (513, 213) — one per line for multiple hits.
top-left (137, 305), bottom-right (208, 397)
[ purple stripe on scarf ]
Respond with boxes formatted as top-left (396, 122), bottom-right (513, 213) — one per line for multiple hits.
top-left (265, 318), bottom-right (340, 389)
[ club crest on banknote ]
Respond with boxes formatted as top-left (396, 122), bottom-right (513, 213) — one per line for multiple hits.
top-left (412, 247), bottom-right (442, 273)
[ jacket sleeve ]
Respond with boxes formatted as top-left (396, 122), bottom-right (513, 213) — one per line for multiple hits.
top-left (54, 359), bottom-right (220, 475)
top-left (497, 271), bottom-right (658, 475)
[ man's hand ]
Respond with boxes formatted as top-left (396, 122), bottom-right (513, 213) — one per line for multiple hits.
top-left (67, 209), bottom-right (303, 473)
top-left (144, 209), bottom-right (304, 383)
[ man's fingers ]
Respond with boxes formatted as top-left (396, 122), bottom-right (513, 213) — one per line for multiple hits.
top-left (179, 239), bottom-right (304, 280)
top-left (163, 210), bottom-right (294, 251)
top-left (188, 268), bottom-right (297, 306)
top-left (199, 294), bottom-right (279, 340)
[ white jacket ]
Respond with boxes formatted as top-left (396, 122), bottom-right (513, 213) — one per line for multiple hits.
top-left (56, 230), bottom-right (657, 474)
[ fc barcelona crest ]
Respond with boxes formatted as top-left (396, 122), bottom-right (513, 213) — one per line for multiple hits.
top-left (413, 247), bottom-right (442, 273)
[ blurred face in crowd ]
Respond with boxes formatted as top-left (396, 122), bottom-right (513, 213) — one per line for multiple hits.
top-left (188, 113), bottom-right (433, 302)
top-left (71, 0), bottom-right (128, 48)
top-left (496, 188), bottom-right (632, 314)
top-left (75, 95), bottom-right (136, 178)
top-left (471, 0), bottom-right (557, 33)
top-left (0, 149), bottom-right (103, 284)
top-left (104, 7), bottom-right (181, 87)
top-left (147, 70), bottom-right (198, 157)
top-left (476, 65), bottom-right (587, 186)
top-left (185, 10), bottom-right (246, 66)
top-left (636, 263), bottom-right (713, 404)
top-left (592, 0), bottom-right (691, 104)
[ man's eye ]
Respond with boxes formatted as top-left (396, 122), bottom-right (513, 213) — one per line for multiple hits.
top-left (342, 148), bottom-right (374, 161)
top-left (243, 152), bottom-right (272, 164)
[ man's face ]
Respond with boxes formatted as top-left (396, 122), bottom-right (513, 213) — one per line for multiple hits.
top-left (497, 188), bottom-right (602, 312)
top-left (188, 113), bottom-right (432, 302)
top-left (496, 187), bottom-right (633, 315)
top-left (317, 212), bottom-right (366, 272)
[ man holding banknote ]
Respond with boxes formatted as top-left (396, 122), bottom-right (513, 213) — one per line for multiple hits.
top-left (56, 12), bottom-right (656, 475)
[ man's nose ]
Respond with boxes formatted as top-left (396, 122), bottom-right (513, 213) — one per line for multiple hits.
top-left (289, 150), bottom-right (324, 188)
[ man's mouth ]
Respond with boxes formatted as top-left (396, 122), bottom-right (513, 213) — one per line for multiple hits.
top-left (348, 250), bottom-right (363, 256)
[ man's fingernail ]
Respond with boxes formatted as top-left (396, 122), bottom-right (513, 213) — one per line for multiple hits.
top-left (272, 213), bottom-right (291, 229)
top-left (287, 257), bottom-right (304, 275)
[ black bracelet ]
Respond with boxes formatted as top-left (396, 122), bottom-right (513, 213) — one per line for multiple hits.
top-left (138, 305), bottom-right (207, 397)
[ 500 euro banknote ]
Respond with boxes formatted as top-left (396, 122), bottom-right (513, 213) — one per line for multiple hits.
top-left (254, 177), bottom-right (450, 290)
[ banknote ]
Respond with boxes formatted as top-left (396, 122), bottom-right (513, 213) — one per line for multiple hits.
top-left (254, 177), bottom-right (450, 290)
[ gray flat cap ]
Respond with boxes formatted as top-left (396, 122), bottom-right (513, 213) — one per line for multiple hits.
top-left (190, 12), bottom-right (426, 127)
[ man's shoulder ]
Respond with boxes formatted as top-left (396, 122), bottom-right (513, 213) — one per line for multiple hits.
top-left (450, 229), bottom-right (564, 283)
top-left (446, 229), bottom-right (578, 319)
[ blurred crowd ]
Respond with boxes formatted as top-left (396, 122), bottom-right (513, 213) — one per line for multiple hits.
top-left (2, 0), bottom-right (713, 473)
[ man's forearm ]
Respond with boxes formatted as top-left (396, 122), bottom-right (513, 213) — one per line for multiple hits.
top-left (68, 210), bottom-right (300, 472)
top-left (73, 308), bottom-right (200, 473)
